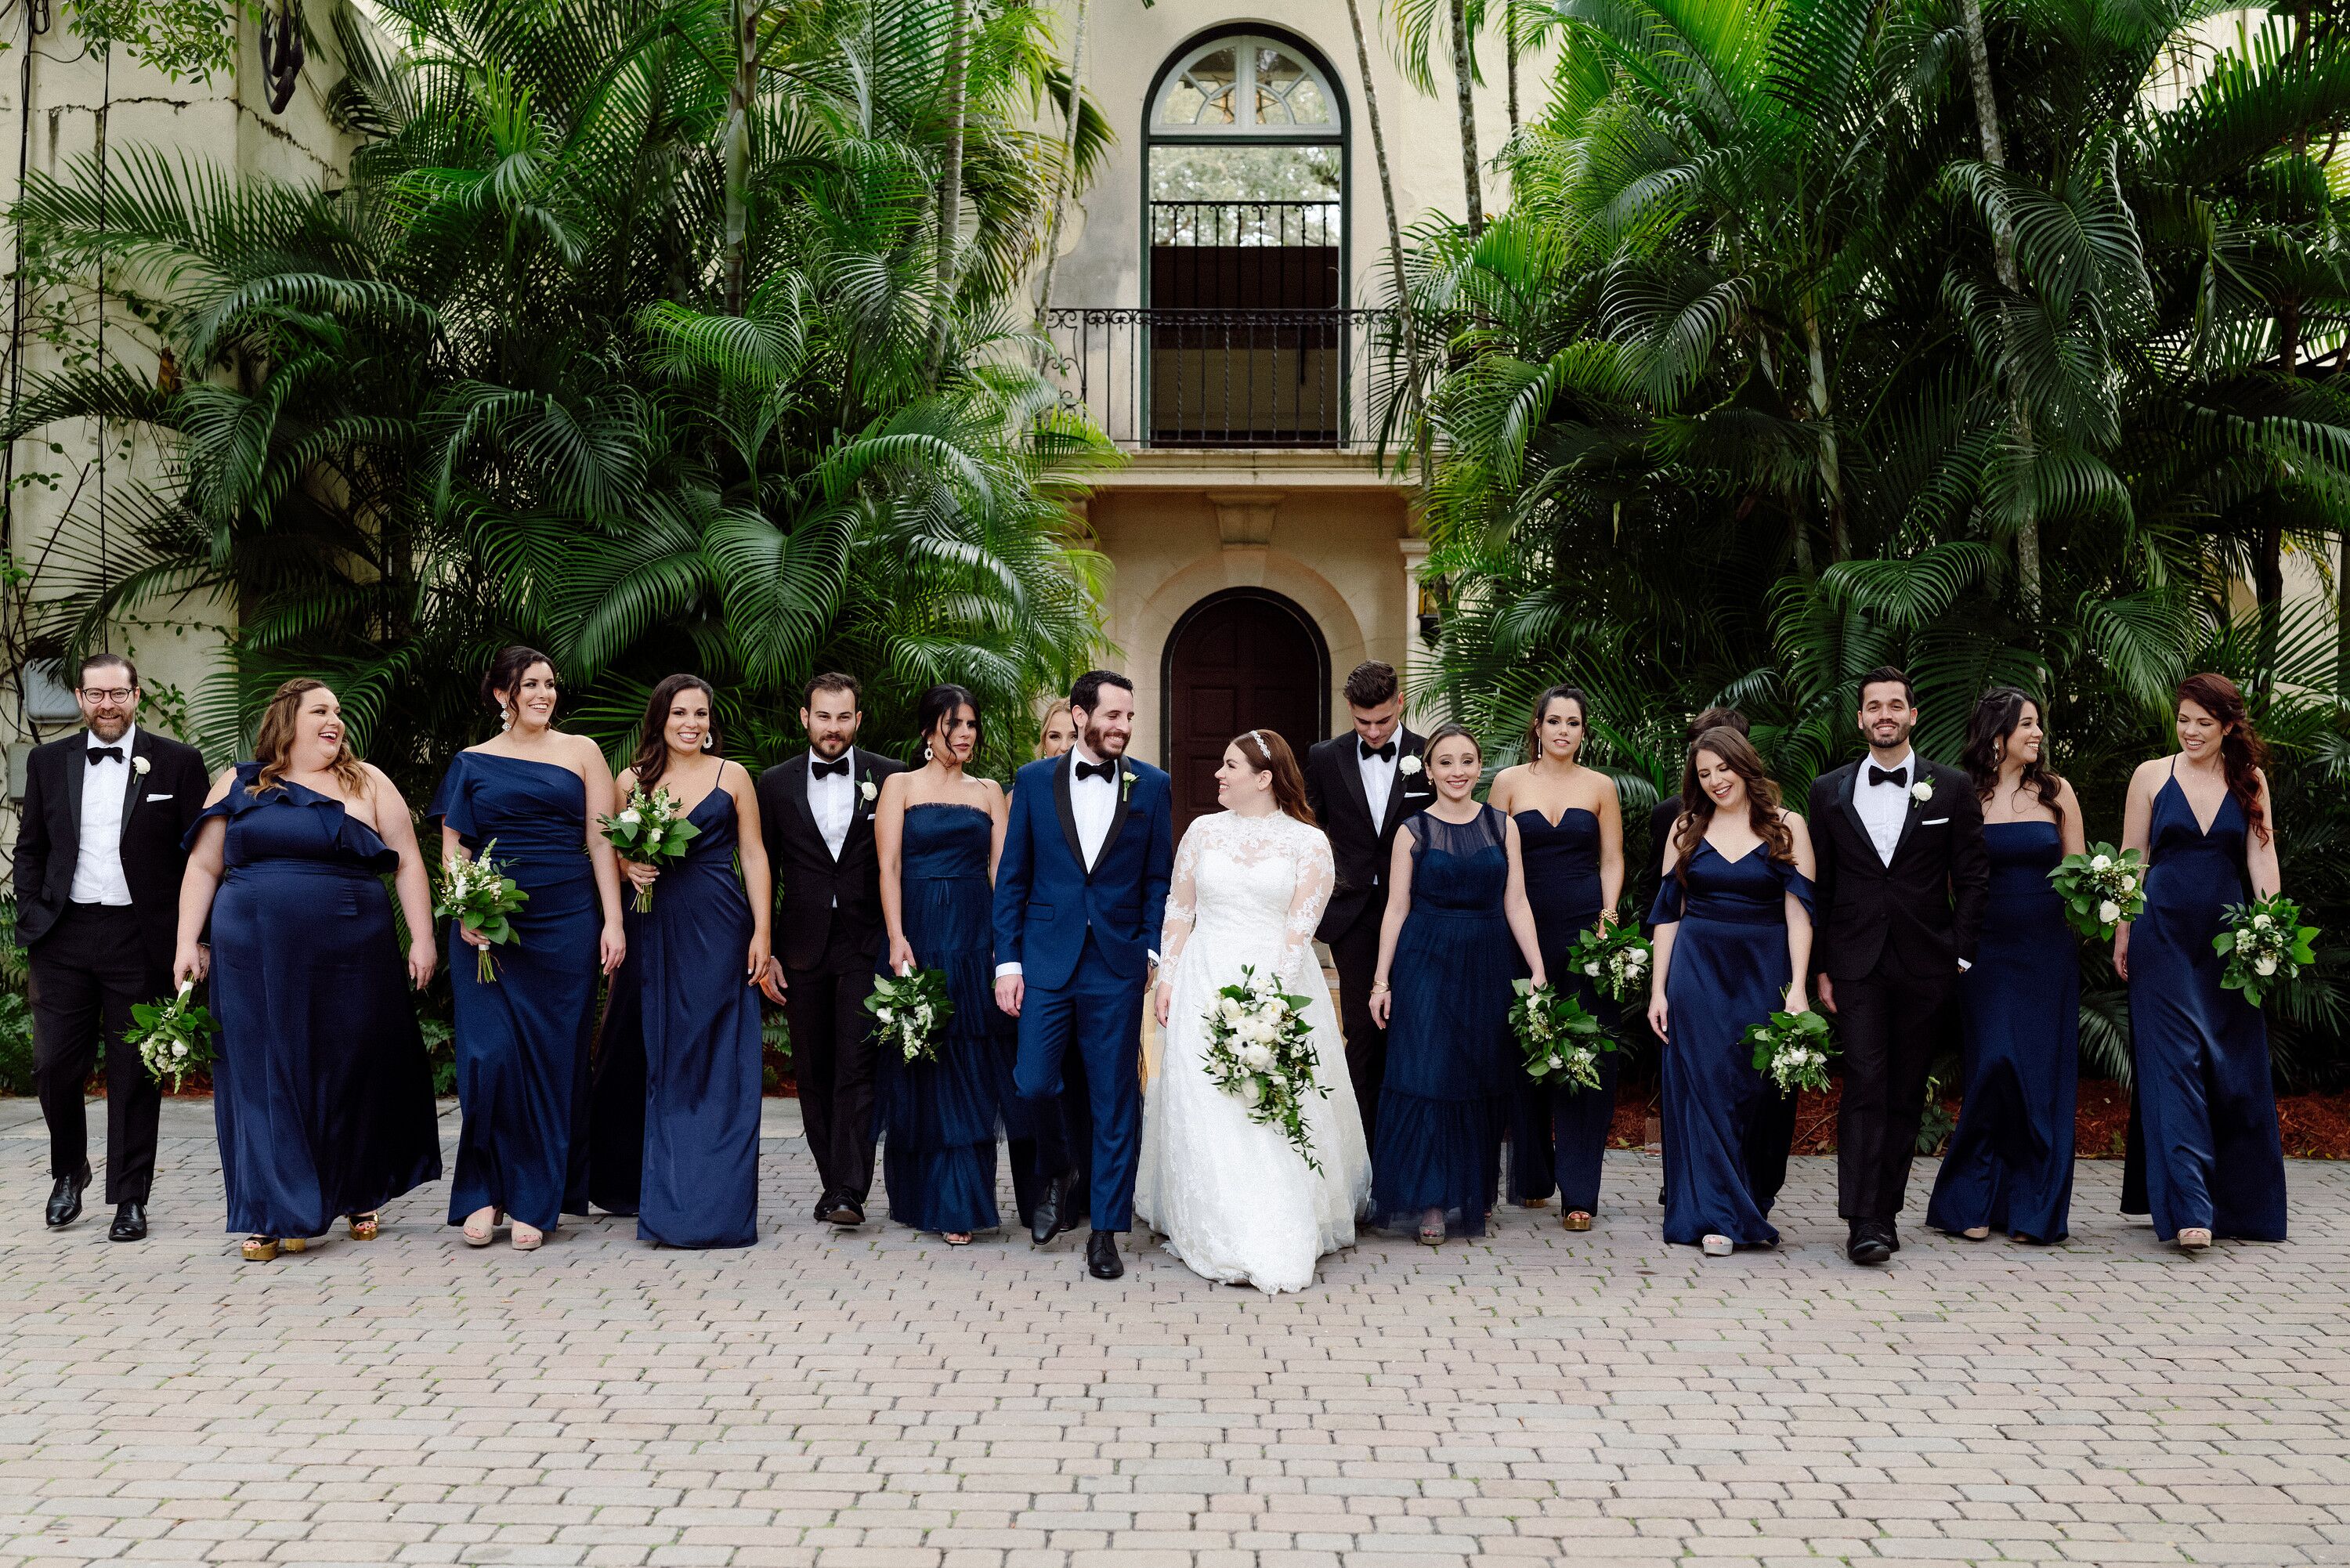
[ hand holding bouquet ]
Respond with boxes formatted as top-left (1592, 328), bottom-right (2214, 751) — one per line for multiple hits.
top-left (1564, 919), bottom-right (1652, 1006)
top-left (2214, 893), bottom-right (2319, 1007)
top-left (1509, 979), bottom-right (1614, 1092)
top-left (865, 966), bottom-right (953, 1064)
top-left (1744, 1008), bottom-right (1837, 1096)
top-left (435, 840), bottom-right (530, 982)
top-left (1202, 965), bottom-right (1329, 1172)
top-left (2049, 843), bottom-right (2146, 939)
top-left (599, 785), bottom-right (702, 912)
top-left (126, 979), bottom-right (218, 1094)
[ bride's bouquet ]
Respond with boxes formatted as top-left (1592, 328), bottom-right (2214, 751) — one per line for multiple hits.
top-left (2214, 893), bottom-right (2319, 1008)
top-left (1510, 980), bottom-right (1614, 1093)
top-left (1564, 920), bottom-right (1651, 1006)
top-left (2048, 843), bottom-right (2146, 939)
top-left (865, 967), bottom-right (953, 1064)
top-left (598, 784), bottom-right (701, 912)
top-left (126, 980), bottom-right (217, 1093)
top-left (1200, 966), bottom-right (1329, 1172)
top-left (434, 840), bottom-right (530, 982)
top-left (1744, 1008), bottom-right (1837, 1096)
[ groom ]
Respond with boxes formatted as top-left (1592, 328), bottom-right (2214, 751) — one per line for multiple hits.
top-left (992, 670), bottom-right (1175, 1281)
top-left (1807, 666), bottom-right (1989, 1266)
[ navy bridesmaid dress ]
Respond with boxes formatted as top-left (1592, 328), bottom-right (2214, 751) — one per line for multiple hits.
top-left (1508, 807), bottom-right (1620, 1215)
top-left (1648, 840), bottom-right (1813, 1248)
top-left (876, 802), bottom-right (1018, 1234)
top-left (192, 765), bottom-right (442, 1237)
top-left (429, 751), bottom-right (603, 1233)
top-left (2124, 765), bottom-right (2287, 1242)
top-left (1372, 807), bottom-right (1517, 1238)
top-left (598, 785), bottom-right (764, 1248)
top-left (1926, 821), bottom-right (2079, 1242)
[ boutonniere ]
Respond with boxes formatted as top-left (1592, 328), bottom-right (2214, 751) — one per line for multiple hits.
top-left (131, 755), bottom-right (150, 777)
top-left (1397, 753), bottom-right (1423, 777)
top-left (1909, 779), bottom-right (1934, 805)
top-left (1120, 768), bottom-right (1136, 804)
top-left (859, 779), bottom-right (877, 804)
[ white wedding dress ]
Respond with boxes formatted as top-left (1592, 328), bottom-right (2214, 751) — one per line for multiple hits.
top-left (1135, 808), bottom-right (1372, 1292)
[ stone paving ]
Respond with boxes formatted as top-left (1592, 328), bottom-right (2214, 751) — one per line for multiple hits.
top-left (1, 1096), bottom-right (2346, 1567)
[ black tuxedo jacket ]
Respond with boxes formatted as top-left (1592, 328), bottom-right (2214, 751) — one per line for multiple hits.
top-left (757, 746), bottom-right (906, 972)
top-left (1303, 727), bottom-right (1434, 944)
top-left (11, 727), bottom-right (210, 980)
top-left (1806, 756), bottom-right (1990, 984)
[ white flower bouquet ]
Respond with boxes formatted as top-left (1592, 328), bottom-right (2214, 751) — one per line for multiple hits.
top-left (2048, 842), bottom-right (2146, 939)
top-left (1564, 919), bottom-right (1651, 1006)
top-left (1509, 979), bottom-right (1614, 1093)
top-left (434, 840), bottom-right (530, 982)
top-left (2214, 894), bottom-right (2319, 1008)
top-left (1744, 1008), bottom-right (1837, 1096)
top-left (1201, 965), bottom-right (1329, 1172)
top-left (864, 967), bottom-right (954, 1064)
top-left (126, 980), bottom-right (218, 1093)
top-left (598, 785), bottom-right (703, 912)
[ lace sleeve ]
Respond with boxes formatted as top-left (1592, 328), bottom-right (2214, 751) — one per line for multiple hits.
top-left (1282, 826), bottom-right (1335, 987)
top-left (1160, 818), bottom-right (1205, 974)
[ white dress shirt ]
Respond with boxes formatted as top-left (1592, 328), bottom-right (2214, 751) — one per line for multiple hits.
top-left (1358, 737), bottom-right (1400, 830)
top-left (1853, 747), bottom-right (1914, 865)
top-left (70, 724), bottom-right (137, 906)
top-left (808, 750), bottom-right (855, 862)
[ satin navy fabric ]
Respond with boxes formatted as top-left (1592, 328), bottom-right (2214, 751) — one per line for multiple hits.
top-left (191, 766), bottom-right (441, 1237)
top-left (428, 751), bottom-right (602, 1232)
top-left (601, 786), bottom-right (763, 1248)
top-left (2126, 772), bottom-right (2287, 1241)
top-left (877, 803), bottom-right (1018, 1234)
top-left (1649, 840), bottom-right (1814, 1248)
top-left (1372, 807), bottom-right (1517, 1238)
top-left (1927, 821), bottom-right (2079, 1241)
top-left (1507, 807), bottom-right (1620, 1212)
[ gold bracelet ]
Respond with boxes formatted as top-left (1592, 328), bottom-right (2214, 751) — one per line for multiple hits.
top-left (1369, 981), bottom-right (1390, 995)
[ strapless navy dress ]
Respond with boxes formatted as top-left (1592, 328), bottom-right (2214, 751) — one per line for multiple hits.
top-left (191, 766), bottom-right (441, 1237)
top-left (1508, 807), bottom-right (1620, 1213)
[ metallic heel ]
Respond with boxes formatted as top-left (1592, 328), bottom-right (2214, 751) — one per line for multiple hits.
top-left (240, 1236), bottom-right (278, 1263)
top-left (348, 1212), bottom-right (379, 1241)
top-left (1562, 1211), bottom-right (1593, 1232)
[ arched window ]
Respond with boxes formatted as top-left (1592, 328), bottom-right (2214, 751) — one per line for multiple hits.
top-left (1152, 37), bottom-right (1340, 133)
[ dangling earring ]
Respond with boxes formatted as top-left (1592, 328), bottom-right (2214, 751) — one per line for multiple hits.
top-left (701, 732), bottom-right (714, 752)
top-left (924, 743), bottom-right (934, 761)
top-left (500, 706), bottom-right (513, 732)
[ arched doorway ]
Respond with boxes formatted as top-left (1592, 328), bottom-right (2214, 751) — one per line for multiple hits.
top-left (1162, 588), bottom-right (1329, 829)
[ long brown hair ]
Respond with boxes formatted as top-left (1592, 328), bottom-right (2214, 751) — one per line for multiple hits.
top-left (2176, 671), bottom-right (2270, 844)
top-left (1234, 729), bottom-right (1314, 824)
top-left (1962, 687), bottom-right (2064, 829)
top-left (629, 674), bottom-right (718, 790)
top-left (1672, 727), bottom-right (1792, 883)
top-left (249, 678), bottom-right (367, 797)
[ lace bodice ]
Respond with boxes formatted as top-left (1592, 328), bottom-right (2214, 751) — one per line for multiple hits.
top-left (1159, 809), bottom-right (1334, 985)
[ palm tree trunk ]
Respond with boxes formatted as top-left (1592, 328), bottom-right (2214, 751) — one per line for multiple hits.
top-left (1032, 0), bottom-right (1088, 329)
top-left (721, 0), bottom-right (762, 315)
top-left (1803, 307), bottom-right (1847, 562)
top-left (1958, 0), bottom-right (2041, 616)
top-left (1505, 2), bottom-right (1518, 135)
top-left (1341, 0), bottom-right (1431, 479)
top-left (927, 0), bottom-right (971, 383)
top-left (1450, 0), bottom-right (1482, 234)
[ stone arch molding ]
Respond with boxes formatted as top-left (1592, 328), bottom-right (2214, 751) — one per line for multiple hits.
top-left (1133, 548), bottom-right (1368, 728)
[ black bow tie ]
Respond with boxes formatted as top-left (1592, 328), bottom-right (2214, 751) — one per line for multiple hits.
top-left (1360, 740), bottom-right (1397, 764)
top-left (1074, 759), bottom-right (1115, 782)
top-left (811, 756), bottom-right (850, 779)
top-left (87, 746), bottom-right (123, 766)
top-left (1868, 764), bottom-right (1908, 789)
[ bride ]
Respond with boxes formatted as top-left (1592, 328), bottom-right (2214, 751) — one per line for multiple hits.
top-left (1137, 728), bottom-right (1372, 1292)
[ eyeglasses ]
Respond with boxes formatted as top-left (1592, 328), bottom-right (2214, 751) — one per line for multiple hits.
top-left (79, 688), bottom-right (136, 703)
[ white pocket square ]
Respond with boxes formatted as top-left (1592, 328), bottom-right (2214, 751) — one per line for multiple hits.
top-left (1922, 816), bottom-right (1949, 826)
top-left (143, 793), bottom-right (174, 801)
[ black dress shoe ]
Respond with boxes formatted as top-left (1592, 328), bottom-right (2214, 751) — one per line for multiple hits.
top-left (1030, 1170), bottom-right (1077, 1245)
top-left (812, 1194), bottom-right (834, 1223)
top-left (109, 1202), bottom-right (147, 1242)
top-left (45, 1162), bottom-right (92, 1228)
top-left (1086, 1230), bottom-right (1123, 1280)
top-left (825, 1198), bottom-right (865, 1227)
top-left (1847, 1219), bottom-right (1892, 1266)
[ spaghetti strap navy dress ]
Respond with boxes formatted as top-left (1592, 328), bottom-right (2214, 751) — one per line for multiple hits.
top-left (2124, 766), bottom-right (2287, 1242)
top-left (1371, 806), bottom-right (1517, 1238)
top-left (191, 764), bottom-right (441, 1238)
top-left (428, 751), bottom-right (602, 1234)
top-left (875, 802), bottom-right (1017, 1235)
top-left (1648, 840), bottom-right (1813, 1248)
top-left (1508, 807), bottom-right (1619, 1214)
top-left (595, 786), bottom-right (764, 1248)
top-left (1926, 820), bottom-right (2078, 1242)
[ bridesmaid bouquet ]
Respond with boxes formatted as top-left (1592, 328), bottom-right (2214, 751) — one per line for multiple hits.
top-left (435, 841), bottom-right (530, 983)
top-left (126, 980), bottom-right (218, 1093)
top-left (599, 785), bottom-right (702, 912)
top-left (1564, 921), bottom-right (1652, 1005)
top-left (1510, 980), bottom-right (1614, 1092)
top-left (866, 968), bottom-right (953, 1063)
top-left (1744, 1009), bottom-right (1838, 1096)
top-left (2214, 894), bottom-right (2319, 1007)
top-left (1201, 966), bottom-right (1329, 1172)
top-left (2048, 843), bottom-right (2147, 938)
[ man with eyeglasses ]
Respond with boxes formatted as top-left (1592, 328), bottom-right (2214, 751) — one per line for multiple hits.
top-left (10, 653), bottom-right (208, 1240)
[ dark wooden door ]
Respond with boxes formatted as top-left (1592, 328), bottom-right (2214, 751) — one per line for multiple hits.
top-left (1166, 594), bottom-right (1323, 830)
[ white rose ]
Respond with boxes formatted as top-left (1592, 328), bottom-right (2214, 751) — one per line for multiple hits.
top-left (2090, 854), bottom-right (2112, 873)
top-left (1397, 754), bottom-right (1423, 775)
top-left (1583, 962), bottom-right (1601, 977)
top-left (1546, 1054), bottom-right (1564, 1071)
top-left (2119, 875), bottom-right (2137, 894)
top-left (2253, 913), bottom-right (2272, 930)
top-left (1240, 1042), bottom-right (1274, 1072)
top-left (2099, 900), bottom-right (2121, 926)
top-left (1218, 996), bottom-right (1245, 1024)
top-left (618, 808), bottom-right (641, 826)
top-left (877, 1006), bottom-right (895, 1023)
top-left (860, 780), bottom-right (877, 802)
top-left (1241, 1078), bottom-right (1264, 1107)
top-left (1627, 949), bottom-right (1647, 967)
top-left (1910, 781), bottom-right (1933, 804)
top-left (2255, 956), bottom-right (2277, 976)
top-left (132, 755), bottom-right (150, 776)
top-left (171, 1041), bottom-right (188, 1059)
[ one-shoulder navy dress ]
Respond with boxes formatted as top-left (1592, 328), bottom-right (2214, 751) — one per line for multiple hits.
top-left (1649, 840), bottom-right (1813, 1248)
top-left (1926, 820), bottom-right (2079, 1242)
top-left (1372, 807), bottom-right (1517, 1238)
top-left (876, 801), bottom-right (1016, 1234)
top-left (191, 765), bottom-right (442, 1238)
top-left (595, 786), bottom-right (764, 1248)
top-left (2125, 768), bottom-right (2287, 1242)
top-left (429, 751), bottom-right (603, 1233)
top-left (1508, 807), bottom-right (1620, 1214)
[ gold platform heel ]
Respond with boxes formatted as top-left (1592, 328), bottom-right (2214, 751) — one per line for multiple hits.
top-left (241, 1236), bottom-right (278, 1262)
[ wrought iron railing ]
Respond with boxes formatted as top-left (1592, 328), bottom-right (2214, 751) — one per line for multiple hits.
top-left (1148, 200), bottom-right (1340, 249)
top-left (1041, 307), bottom-right (1403, 450)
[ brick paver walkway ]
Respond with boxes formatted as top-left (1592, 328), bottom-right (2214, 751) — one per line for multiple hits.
top-left (2, 1097), bottom-right (2346, 1566)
